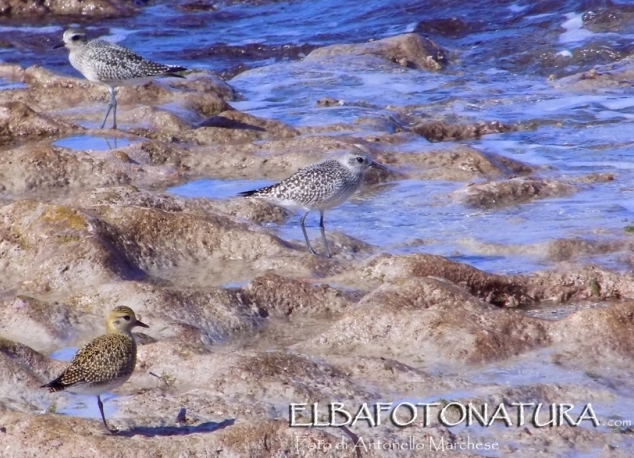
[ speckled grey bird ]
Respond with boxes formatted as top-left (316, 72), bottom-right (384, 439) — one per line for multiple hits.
top-left (239, 148), bottom-right (386, 257)
top-left (42, 306), bottom-right (149, 434)
top-left (54, 28), bottom-right (186, 129)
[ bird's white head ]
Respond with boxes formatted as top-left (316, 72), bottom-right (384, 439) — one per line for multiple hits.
top-left (105, 306), bottom-right (149, 335)
top-left (340, 150), bottom-right (374, 173)
top-left (339, 145), bottom-right (387, 175)
top-left (55, 29), bottom-right (88, 51)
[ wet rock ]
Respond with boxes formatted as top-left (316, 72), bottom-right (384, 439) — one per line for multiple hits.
top-left (372, 145), bottom-right (534, 180)
top-left (243, 273), bottom-right (359, 317)
top-left (176, 0), bottom-right (218, 12)
top-left (0, 338), bottom-right (62, 381)
top-left (180, 92), bottom-right (232, 120)
top-left (414, 16), bottom-right (479, 38)
top-left (125, 105), bottom-right (192, 132)
top-left (0, 297), bottom-right (78, 351)
top-left (316, 97), bottom-right (343, 107)
top-left (134, 141), bottom-right (187, 167)
top-left (552, 59), bottom-right (634, 91)
top-left (0, 0), bottom-right (136, 18)
top-left (0, 102), bottom-right (77, 145)
top-left (0, 409), bottom-right (359, 458)
top-left (70, 186), bottom-right (295, 272)
top-left (23, 65), bottom-right (87, 90)
top-left (165, 71), bottom-right (236, 101)
top-left (342, 253), bottom-right (530, 307)
top-left (69, 186), bottom-right (353, 282)
top-left (306, 33), bottom-right (448, 71)
top-left (553, 301), bottom-right (634, 365)
top-left (545, 238), bottom-right (625, 262)
top-left (524, 266), bottom-right (634, 304)
top-left (331, 253), bottom-right (634, 307)
top-left (411, 120), bottom-right (517, 142)
top-left (64, 281), bottom-right (265, 347)
top-left (0, 143), bottom-right (136, 195)
top-left (0, 200), bottom-right (140, 293)
top-left (0, 338), bottom-right (67, 412)
top-left (191, 110), bottom-right (298, 144)
top-left (575, 172), bottom-right (616, 183)
top-left (453, 177), bottom-right (577, 208)
top-left (295, 277), bottom-right (551, 364)
top-left (199, 198), bottom-right (290, 225)
top-left (582, 5), bottom-right (634, 33)
top-left (179, 136), bottom-right (397, 181)
top-left (230, 351), bottom-right (359, 395)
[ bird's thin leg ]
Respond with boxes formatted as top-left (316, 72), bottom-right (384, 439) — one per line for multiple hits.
top-left (101, 87), bottom-right (117, 129)
top-left (319, 210), bottom-right (331, 258)
top-left (97, 395), bottom-right (118, 434)
top-left (299, 211), bottom-right (318, 256)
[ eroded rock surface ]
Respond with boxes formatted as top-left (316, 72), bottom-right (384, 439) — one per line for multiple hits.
top-left (306, 33), bottom-right (448, 71)
top-left (0, 24), bottom-right (633, 458)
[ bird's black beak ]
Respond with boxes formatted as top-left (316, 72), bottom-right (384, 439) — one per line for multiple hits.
top-left (370, 161), bottom-right (389, 171)
top-left (53, 42), bottom-right (65, 50)
top-left (135, 320), bottom-right (150, 328)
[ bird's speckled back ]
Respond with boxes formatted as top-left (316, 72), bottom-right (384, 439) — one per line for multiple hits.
top-left (50, 333), bottom-right (137, 390)
top-left (243, 151), bottom-right (373, 210)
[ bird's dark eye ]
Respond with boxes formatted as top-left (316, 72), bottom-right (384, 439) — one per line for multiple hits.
top-left (356, 157), bottom-right (364, 163)
top-left (122, 315), bottom-right (131, 321)
top-left (71, 35), bottom-right (81, 41)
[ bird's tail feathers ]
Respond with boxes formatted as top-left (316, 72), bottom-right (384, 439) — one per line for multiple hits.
top-left (166, 65), bottom-right (187, 78)
top-left (41, 377), bottom-right (67, 392)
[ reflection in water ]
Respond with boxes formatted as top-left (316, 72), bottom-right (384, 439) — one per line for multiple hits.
top-left (52, 135), bottom-right (135, 151)
top-left (49, 346), bottom-right (78, 362)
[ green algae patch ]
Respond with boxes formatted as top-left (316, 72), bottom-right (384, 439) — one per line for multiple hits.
top-left (40, 206), bottom-right (89, 231)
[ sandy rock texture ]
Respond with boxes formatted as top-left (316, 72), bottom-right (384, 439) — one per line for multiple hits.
top-left (0, 31), bottom-right (633, 458)
top-left (306, 33), bottom-right (448, 71)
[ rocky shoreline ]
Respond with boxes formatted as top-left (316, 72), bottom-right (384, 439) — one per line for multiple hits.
top-left (1, 18), bottom-right (634, 458)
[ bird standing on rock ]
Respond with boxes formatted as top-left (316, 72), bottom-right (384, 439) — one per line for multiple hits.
top-left (42, 306), bottom-right (149, 434)
top-left (54, 28), bottom-right (187, 129)
top-left (239, 147), bottom-right (387, 257)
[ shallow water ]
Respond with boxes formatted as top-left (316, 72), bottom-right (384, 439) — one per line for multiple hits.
top-left (55, 392), bottom-right (118, 421)
top-left (53, 135), bottom-right (136, 151)
top-left (3, 3), bottom-right (634, 269)
top-left (42, 0), bottom-right (616, 273)
top-left (4, 1), bottom-right (634, 447)
top-left (168, 171), bottom-right (631, 274)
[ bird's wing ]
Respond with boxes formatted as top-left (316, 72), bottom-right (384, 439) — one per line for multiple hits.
top-left (58, 335), bottom-right (133, 386)
top-left (86, 41), bottom-right (175, 77)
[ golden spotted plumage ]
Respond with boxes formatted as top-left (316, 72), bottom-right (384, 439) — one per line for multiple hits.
top-left (42, 306), bottom-right (149, 433)
top-left (45, 333), bottom-right (137, 392)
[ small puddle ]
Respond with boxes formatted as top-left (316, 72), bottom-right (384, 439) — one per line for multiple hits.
top-left (52, 135), bottom-right (136, 152)
top-left (49, 346), bottom-right (78, 362)
top-left (168, 178), bottom-right (274, 200)
top-left (0, 78), bottom-right (26, 90)
top-left (56, 393), bottom-right (119, 422)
